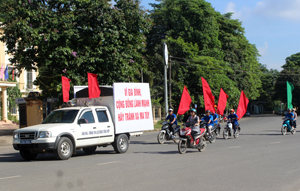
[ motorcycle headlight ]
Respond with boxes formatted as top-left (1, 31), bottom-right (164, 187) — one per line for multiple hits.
top-left (38, 131), bottom-right (52, 138)
top-left (13, 132), bottom-right (19, 139)
top-left (180, 131), bottom-right (186, 136)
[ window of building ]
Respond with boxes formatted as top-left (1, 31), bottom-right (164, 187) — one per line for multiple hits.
top-left (27, 70), bottom-right (33, 89)
top-left (10, 106), bottom-right (17, 115)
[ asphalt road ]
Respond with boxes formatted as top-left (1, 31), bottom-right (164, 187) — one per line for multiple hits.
top-left (0, 115), bottom-right (300, 191)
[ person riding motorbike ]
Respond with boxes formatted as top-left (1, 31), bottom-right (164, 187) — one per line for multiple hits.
top-left (283, 109), bottom-right (294, 126)
top-left (292, 108), bottom-right (297, 129)
top-left (202, 110), bottom-right (214, 138)
top-left (213, 108), bottom-right (219, 128)
top-left (227, 109), bottom-right (239, 134)
top-left (184, 109), bottom-right (200, 146)
top-left (164, 108), bottom-right (178, 138)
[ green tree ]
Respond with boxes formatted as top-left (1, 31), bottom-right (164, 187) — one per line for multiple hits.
top-left (146, 0), bottom-right (261, 112)
top-left (1, 0), bottom-right (151, 101)
top-left (274, 52), bottom-right (300, 108)
top-left (255, 64), bottom-right (279, 110)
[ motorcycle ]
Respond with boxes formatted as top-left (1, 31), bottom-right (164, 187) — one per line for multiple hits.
top-left (214, 123), bottom-right (221, 138)
top-left (223, 121), bottom-right (240, 139)
top-left (178, 123), bottom-right (206, 154)
top-left (203, 121), bottom-right (217, 143)
top-left (157, 121), bottom-right (180, 144)
top-left (281, 119), bottom-right (296, 135)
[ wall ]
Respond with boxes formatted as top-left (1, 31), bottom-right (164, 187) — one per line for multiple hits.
top-left (26, 100), bottom-right (43, 126)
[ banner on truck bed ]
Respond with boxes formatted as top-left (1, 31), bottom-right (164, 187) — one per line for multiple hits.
top-left (113, 83), bottom-right (154, 134)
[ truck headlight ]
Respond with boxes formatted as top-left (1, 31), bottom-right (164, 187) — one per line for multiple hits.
top-left (38, 131), bottom-right (52, 138)
top-left (13, 132), bottom-right (19, 139)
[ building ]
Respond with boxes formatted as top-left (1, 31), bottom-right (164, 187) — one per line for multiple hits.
top-left (0, 23), bottom-right (40, 121)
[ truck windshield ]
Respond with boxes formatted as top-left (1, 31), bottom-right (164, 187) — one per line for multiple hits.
top-left (42, 110), bottom-right (79, 124)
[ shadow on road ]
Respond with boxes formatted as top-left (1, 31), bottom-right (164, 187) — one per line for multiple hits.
top-left (242, 134), bottom-right (283, 136)
top-left (134, 150), bottom-right (198, 154)
top-left (130, 141), bottom-right (176, 145)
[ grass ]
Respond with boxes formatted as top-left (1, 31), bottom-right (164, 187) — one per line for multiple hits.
top-left (154, 120), bottom-right (163, 130)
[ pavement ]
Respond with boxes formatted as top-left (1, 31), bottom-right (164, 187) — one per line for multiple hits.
top-left (0, 115), bottom-right (300, 191)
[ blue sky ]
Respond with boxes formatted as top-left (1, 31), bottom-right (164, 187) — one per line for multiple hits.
top-left (139, 0), bottom-right (300, 71)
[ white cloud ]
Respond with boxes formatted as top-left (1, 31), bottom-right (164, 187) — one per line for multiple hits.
top-left (225, 0), bottom-right (300, 22)
top-left (257, 41), bottom-right (268, 56)
top-left (224, 2), bottom-right (250, 20)
top-left (254, 0), bottom-right (300, 22)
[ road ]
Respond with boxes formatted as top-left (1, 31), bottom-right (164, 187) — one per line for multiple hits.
top-left (0, 115), bottom-right (300, 191)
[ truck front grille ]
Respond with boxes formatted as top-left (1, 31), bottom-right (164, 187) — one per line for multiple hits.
top-left (19, 132), bottom-right (37, 140)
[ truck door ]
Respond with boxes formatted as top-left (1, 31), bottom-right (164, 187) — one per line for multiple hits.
top-left (76, 109), bottom-right (99, 147)
top-left (95, 108), bottom-right (114, 144)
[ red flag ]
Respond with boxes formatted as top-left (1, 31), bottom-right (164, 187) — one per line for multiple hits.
top-left (61, 76), bottom-right (71, 102)
top-left (236, 90), bottom-right (249, 120)
top-left (12, 69), bottom-right (14, 81)
top-left (177, 86), bottom-right (192, 115)
top-left (88, 73), bottom-right (101, 99)
top-left (201, 77), bottom-right (215, 113)
top-left (217, 88), bottom-right (229, 116)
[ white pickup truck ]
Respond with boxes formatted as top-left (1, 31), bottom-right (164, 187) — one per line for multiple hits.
top-left (13, 83), bottom-right (154, 160)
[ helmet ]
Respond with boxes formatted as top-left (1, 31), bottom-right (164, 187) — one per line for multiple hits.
top-left (189, 108), bottom-right (196, 113)
top-left (230, 109), bottom-right (235, 112)
top-left (288, 108), bottom-right (292, 112)
top-left (205, 110), bottom-right (211, 113)
top-left (292, 108), bottom-right (296, 111)
top-left (168, 108), bottom-right (173, 112)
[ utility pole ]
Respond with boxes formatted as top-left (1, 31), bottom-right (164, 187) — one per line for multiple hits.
top-left (141, 68), bottom-right (143, 83)
top-left (163, 42), bottom-right (168, 116)
top-left (169, 58), bottom-right (172, 108)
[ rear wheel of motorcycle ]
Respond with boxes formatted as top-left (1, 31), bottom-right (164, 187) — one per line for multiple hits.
top-left (233, 131), bottom-right (239, 138)
top-left (198, 137), bottom-right (206, 152)
top-left (157, 132), bottom-right (166, 144)
top-left (281, 126), bottom-right (287, 135)
top-left (209, 132), bottom-right (217, 143)
top-left (216, 128), bottom-right (220, 137)
top-left (173, 132), bottom-right (180, 143)
top-left (223, 129), bottom-right (228, 140)
top-left (178, 140), bottom-right (187, 154)
top-left (291, 128), bottom-right (296, 135)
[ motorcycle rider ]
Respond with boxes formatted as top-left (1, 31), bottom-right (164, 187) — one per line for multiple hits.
top-left (283, 109), bottom-right (294, 126)
top-left (202, 110), bottom-right (214, 138)
top-left (292, 108), bottom-right (297, 129)
top-left (165, 108), bottom-right (178, 138)
top-left (185, 109), bottom-right (200, 146)
top-left (227, 109), bottom-right (239, 134)
top-left (213, 108), bottom-right (219, 128)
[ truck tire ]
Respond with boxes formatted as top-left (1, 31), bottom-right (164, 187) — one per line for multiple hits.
top-left (113, 134), bottom-right (129, 153)
top-left (54, 137), bottom-right (73, 160)
top-left (83, 146), bottom-right (97, 155)
top-left (20, 150), bottom-right (38, 161)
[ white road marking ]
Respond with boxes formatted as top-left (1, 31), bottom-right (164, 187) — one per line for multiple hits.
top-left (0, 175), bottom-right (21, 180)
top-left (97, 161), bottom-right (121, 166)
top-left (270, 142), bottom-right (281, 144)
top-left (286, 167), bottom-right (300, 174)
top-left (228, 146), bottom-right (241, 149)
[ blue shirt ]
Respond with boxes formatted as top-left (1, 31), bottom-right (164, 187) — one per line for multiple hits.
top-left (202, 115), bottom-right (214, 126)
top-left (285, 112), bottom-right (294, 120)
top-left (213, 113), bottom-right (219, 125)
top-left (227, 114), bottom-right (239, 125)
top-left (166, 114), bottom-right (177, 125)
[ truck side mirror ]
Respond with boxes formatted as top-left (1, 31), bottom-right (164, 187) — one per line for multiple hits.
top-left (78, 119), bottom-right (86, 124)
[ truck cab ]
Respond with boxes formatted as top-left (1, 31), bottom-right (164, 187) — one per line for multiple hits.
top-left (13, 106), bottom-right (129, 160)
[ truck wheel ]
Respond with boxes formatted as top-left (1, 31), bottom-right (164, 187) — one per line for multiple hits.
top-left (83, 146), bottom-right (97, 155)
top-left (113, 134), bottom-right (129, 153)
top-left (54, 137), bottom-right (73, 160)
top-left (20, 150), bottom-right (38, 161)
